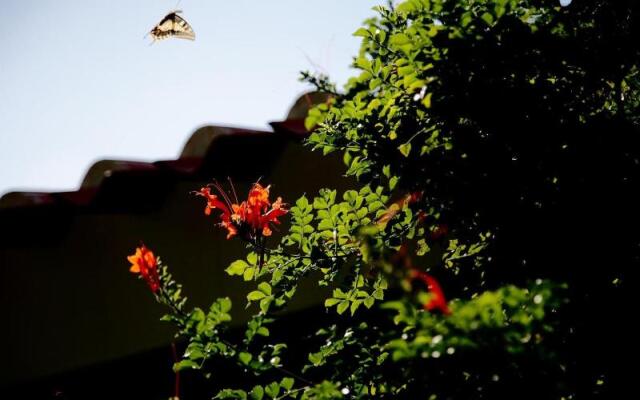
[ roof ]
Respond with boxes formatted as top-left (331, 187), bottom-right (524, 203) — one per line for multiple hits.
top-left (0, 92), bottom-right (330, 212)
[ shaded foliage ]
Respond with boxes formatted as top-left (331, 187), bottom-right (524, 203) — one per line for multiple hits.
top-left (134, 1), bottom-right (637, 398)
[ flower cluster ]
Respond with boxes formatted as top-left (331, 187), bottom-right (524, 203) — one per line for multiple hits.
top-left (128, 245), bottom-right (160, 293)
top-left (196, 182), bottom-right (288, 240)
top-left (393, 244), bottom-right (452, 315)
top-left (409, 269), bottom-right (451, 315)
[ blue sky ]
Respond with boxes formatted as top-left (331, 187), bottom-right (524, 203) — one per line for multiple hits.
top-left (0, 0), bottom-right (380, 195)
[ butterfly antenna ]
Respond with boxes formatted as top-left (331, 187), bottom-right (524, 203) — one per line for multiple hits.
top-left (297, 47), bottom-right (328, 75)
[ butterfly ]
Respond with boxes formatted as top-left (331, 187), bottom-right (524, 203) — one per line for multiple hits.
top-left (147, 10), bottom-right (195, 43)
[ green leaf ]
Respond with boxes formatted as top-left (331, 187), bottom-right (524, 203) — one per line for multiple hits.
top-left (481, 12), bottom-right (494, 25)
top-left (389, 176), bottom-right (399, 190)
top-left (324, 298), bottom-right (341, 307)
top-left (332, 289), bottom-right (347, 299)
top-left (343, 190), bottom-right (358, 204)
top-left (258, 282), bottom-right (272, 296)
top-left (243, 267), bottom-right (255, 281)
top-left (239, 352), bottom-right (253, 365)
top-left (421, 92), bottom-right (432, 108)
top-left (295, 195), bottom-right (310, 209)
top-left (350, 300), bottom-right (362, 315)
top-left (173, 359), bottom-right (199, 371)
top-left (308, 352), bottom-right (322, 366)
top-left (377, 278), bottom-right (388, 290)
top-left (226, 260), bottom-right (248, 276)
top-left (247, 252), bottom-right (258, 265)
top-left (259, 297), bottom-right (272, 314)
top-left (417, 239), bottom-right (431, 256)
top-left (184, 342), bottom-right (205, 361)
top-left (218, 297), bottom-right (232, 313)
top-left (247, 291), bottom-right (266, 301)
top-left (313, 197), bottom-right (329, 209)
top-left (461, 12), bottom-right (473, 27)
top-left (353, 27), bottom-right (370, 37)
top-left (281, 377), bottom-right (295, 391)
top-left (188, 308), bottom-right (206, 334)
top-left (397, 65), bottom-right (414, 77)
top-left (288, 232), bottom-right (302, 244)
top-left (364, 296), bottom-right (375, 308)
top-left (265, 382), bottom-right (281, 399)
top-left (398, 142), bottom-right (412, 157)
top-left (304, 114), bottom-right (319, 131)
top-left (356, 56), bottom-right (372, 71)
top-left (318, 219), bottom-right (334, 230)
top-left (215, 389), bottom-right (248, 399)
top-left (390, 33), bottom-right (411, 46)
top-left (337, 300), bottom-right (349, 315)
top-left (250, 386), bottom-right (264, 400)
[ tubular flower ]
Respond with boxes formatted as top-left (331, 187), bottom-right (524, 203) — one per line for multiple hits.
top-left (196, 181), bottom-right (288, 240)
top-left (128, 245), bottom-right (160, 293)
top-left (409, 269), bottom-right (452, 315)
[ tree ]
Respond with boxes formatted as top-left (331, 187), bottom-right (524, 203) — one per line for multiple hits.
top-left (129, 0), bottom-right (638, 398)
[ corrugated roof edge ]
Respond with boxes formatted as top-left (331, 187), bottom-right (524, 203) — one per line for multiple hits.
top-left (0, 92), bottom-right (330, 211)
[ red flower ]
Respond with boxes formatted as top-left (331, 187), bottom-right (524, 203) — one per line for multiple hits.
top-left (196, 181), bottom-right (288, 240)
top-left (409, 269), bottom-right (451, 315)
top-left (128, 245), bottom-right (160, 293)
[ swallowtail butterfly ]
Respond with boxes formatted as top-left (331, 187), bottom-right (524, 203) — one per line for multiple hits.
top-left (148, 10), bottom-right (195, 43)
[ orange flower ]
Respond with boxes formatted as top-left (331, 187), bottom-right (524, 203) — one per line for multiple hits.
top-left (409, 269), bottom-right (451, 315)
top-left (260, 196), bottom-right (288, 236)
top-left (128, 245), bottom-right (160, 293)
top-left (196, 181), bottom-right (288, 240)
top-left (247, 183), bottom-right (271, 209)
top-left (197, 187), bottom-right (230, 217)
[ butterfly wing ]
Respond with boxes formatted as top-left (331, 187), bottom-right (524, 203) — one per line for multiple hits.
top-left (149, 11), bottom-right (195, 42)
top-left (170, 13), bottom-right (195, 40)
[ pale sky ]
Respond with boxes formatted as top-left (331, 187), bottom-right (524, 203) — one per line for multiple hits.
top-left (0, 0), bottom-right (380, 195)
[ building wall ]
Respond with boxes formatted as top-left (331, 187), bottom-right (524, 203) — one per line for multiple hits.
top-left (0, 126), bottom-right (353, 387)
